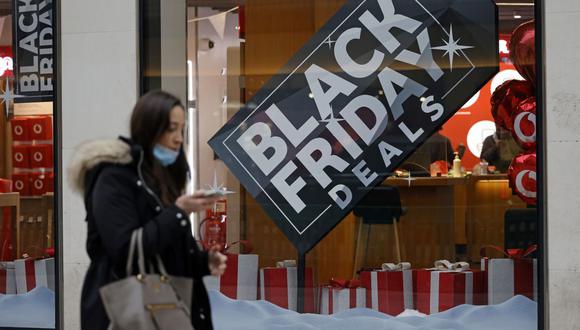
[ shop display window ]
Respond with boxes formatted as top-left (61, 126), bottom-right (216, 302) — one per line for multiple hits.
top-left (143, 0), bottom-right (540, 328)
top-left (0, 0), bottom-right (56, 328)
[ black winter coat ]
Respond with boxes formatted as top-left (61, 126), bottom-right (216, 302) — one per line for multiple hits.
top-left (72, 138), bottom-right (213, 330)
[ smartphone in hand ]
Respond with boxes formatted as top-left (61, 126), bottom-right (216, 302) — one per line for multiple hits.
top-left (200, 189), bottom-right (234, 197)
top-left (201, 190), bottom-right (222, 197)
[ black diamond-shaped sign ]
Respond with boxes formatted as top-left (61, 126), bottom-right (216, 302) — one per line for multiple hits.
top-left (209, 0), bottom-right (498, 254)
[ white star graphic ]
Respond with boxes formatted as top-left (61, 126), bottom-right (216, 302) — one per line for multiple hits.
top-left (0, 76), bottom-right (21, 117)
top-left (204, 171), bottom-right (235, 197)
top-left (324, 37), bottom-right (336, 50)
top-left (319, 107), bottom-right (345, 124)
top-left (431, 25), bottom-right (474, 72)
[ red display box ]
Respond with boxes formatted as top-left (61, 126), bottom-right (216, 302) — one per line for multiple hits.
top-left (29, 116), bottom-right (53, 141)
top-left (29, 144), bottom-right (53, 168)
top-left (31, 172), bottom-right (53, 196)
top-left (12, 173), bottom-right (31, 196)
top-left (11, 118), bottom-right (31, 141)
top-left (0, 178), bottom-right (11, 193)
top-left (12, 145), bottom-right (31, 169)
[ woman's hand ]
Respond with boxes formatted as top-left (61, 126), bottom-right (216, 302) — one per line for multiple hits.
top-left (175, 191), bottom-right (221, 215)
top-left (208, 247), bottom-right (227, 276)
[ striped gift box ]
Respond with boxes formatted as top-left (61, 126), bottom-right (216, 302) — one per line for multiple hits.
top-left (14, 257), bottom-right (55, 294)
top-left (204, 253), bottom-right (259, 300)
top-left (0, 261), bottom-right (16, 294)
top-left (259, 260), bottom-right (315, 313)
top-left (360, 262), bottom-right (414, 316)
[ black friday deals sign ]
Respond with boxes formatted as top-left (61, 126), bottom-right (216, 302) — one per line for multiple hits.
top-left (13, 0), bottom-right (54, 102)
top-left (209, 0), bottom-right (498, 253)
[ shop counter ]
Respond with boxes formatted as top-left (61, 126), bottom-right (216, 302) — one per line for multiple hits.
top-left (242, 175), bottom-right (526, 283)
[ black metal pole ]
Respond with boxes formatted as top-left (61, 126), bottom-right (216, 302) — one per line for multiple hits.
top-left (535, 0), bottom-right (546, 329)
top-left (297, 251), bottom-right (306, 313)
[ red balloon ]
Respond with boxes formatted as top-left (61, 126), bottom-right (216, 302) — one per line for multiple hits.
top-left (510, 21), bottom-right (536, 86)
top-left (508, 153), bottom-right (537, 205)
top-left (511, 96), bottom-right (536, 151)
top-left (491, 79), bottom-right (534, 131)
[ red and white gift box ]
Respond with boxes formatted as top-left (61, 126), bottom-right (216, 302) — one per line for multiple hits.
top-left (319, 279), bottom-right (365, 314)
top-left (415, 260), bottom-right (485, 315)
top-left (14, 257), bottom-right (55, 294)
top-left (259, 260), bottom-right (316, 312)
top-left (481, 245), bottom-right (537, 305)
top-left (0, 262), bottom-right (16, 294)
top-left (204, 253), bottom-right (259, 300)
top-left (360, 262), bottom-right (414, 316)
top-left (29, 144), bottom-right (53, 168)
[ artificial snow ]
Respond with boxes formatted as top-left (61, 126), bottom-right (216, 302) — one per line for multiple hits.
top-left (0, 287), bottom-right (55, 328)
top-left (0, 287), bottom-right (537, 329)
top-left (209, 290), bottom-right (537, 330)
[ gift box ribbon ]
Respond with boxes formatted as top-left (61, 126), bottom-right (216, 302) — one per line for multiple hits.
top-left (329, 278), bottom-right (361, 289)
top-left (223, 240), bottom-right (254, 254)
top-left (429, 260), bottom-right (470, 272)
top-left (18, 257), bottom-right (43, 292)
top-left (45, 248), bottom-right (55, 258)
top-left (381, 262), bottom-right (411, 271)
top-left (276, 260), bottom-right (297, 268)
top-left (480, 244), bottom-right (537, 260)
top-left (21, 245), bottom-right (54, 260)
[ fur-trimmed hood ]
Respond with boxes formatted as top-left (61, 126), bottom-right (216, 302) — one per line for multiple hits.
top-left (68, 138), bottom-right (134, 194)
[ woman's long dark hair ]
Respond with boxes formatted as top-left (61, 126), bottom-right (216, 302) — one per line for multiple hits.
top-left (130, 90), bottom-right (189, 206)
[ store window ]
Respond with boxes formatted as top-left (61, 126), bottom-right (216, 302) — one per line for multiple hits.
top-left (0, 0), bottom-right (57, 328)
top-left (142, 0), bottom-right (540, 328)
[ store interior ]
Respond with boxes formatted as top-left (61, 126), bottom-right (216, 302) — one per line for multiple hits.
top-left (0, 9), bottom-right (55, 264)
top-left (0, 0), bottom-right (536, 288)
top-left (186, 0), bottom-right (537, 284)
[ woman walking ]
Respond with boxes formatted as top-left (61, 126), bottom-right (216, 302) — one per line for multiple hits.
top-left (69, 90), bottom-right (226, 329)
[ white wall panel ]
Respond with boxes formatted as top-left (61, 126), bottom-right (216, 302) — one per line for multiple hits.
top-left (61, 0), bottom-right (138, 328)
top-left (545, 2), bottom-right (580, 329)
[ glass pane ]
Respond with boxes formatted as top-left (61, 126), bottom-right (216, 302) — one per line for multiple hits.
top-left (145, 0), bottom-right (539, 328)
top-left (0, 0), bottom-right (57, 328)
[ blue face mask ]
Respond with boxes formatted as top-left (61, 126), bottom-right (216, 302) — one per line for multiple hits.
top-left (153, 144), bottom-right (179, 167)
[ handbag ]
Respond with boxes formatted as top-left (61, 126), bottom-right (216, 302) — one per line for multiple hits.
top-left (99, 228), bottom-right (194, 330)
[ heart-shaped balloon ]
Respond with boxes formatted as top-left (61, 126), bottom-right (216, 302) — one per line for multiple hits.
top-left (511, 96), bottom-right (536, 151)
top-left (508, 153), bottom-right (537, 205)
top-left (510, 20), bottom-right (536, 86)
top-left (491, 79), bottom-right (534, 131)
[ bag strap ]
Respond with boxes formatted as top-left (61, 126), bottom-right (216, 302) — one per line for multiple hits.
top-left (134, 228), bottom-right (170, 277)
top-left (156, 255), bottom-right (169, 277)
top-left (125, 229), bottom-right (139, 276)
top-left (136, 228), bottom-right (147, 275)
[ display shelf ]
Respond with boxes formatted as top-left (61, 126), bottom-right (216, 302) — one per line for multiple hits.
top-left (14, 102), bottom-right (53, 116)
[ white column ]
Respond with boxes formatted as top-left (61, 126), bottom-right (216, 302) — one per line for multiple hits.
top-left (61, 0), bottom-right (138, 328)
top-left (160, 0), bottom-right (187, 104)
top-left (545, 0), bottom-right (580, 328)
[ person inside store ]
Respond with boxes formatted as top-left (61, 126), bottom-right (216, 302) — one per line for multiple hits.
top-left (69, 90), bottom-right (226, 330)
top-left (480, 125), bottom-right (522, 172)
top-left (401, 127), bottom-right (459, 176)
top-left (426, 128), bottom-right (458, 165)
